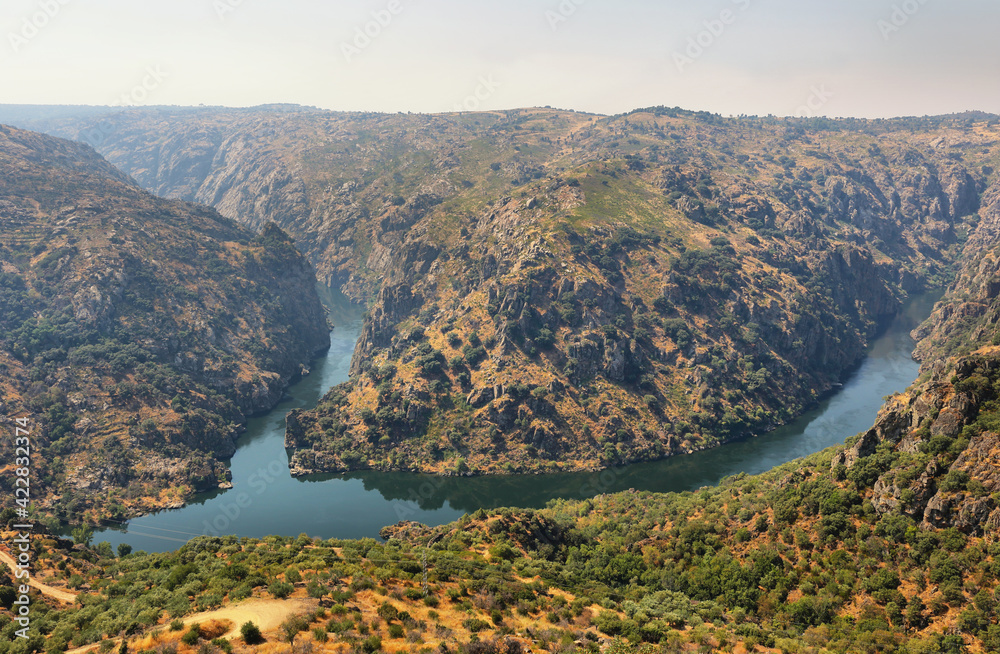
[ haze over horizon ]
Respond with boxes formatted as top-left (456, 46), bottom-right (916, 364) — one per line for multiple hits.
top-left (1, 0), bottom-right (998, 120)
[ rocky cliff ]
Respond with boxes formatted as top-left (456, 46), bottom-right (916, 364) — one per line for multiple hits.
top-left (835, 179), bottom-right (1000, 534)
top-left (0, 125), bottom-right (330, 520)
top-left (10, 106), bottom-right (1000, 476)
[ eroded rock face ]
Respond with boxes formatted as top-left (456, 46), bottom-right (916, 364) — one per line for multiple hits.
top-left (350, 284), bottom-right (424, 376)
top-left (17, 105), bottom-right (1000, 479)
top-left (0, 125), bottom-right (330, 518)
top-left (841, 341), bottom-right (1000, 533)
top-left (843, 362), bottom-right (1000, 533)
top-left (833, 178), bottom-right (1000, 535)
top-left (832, 395), bottom-right (916, 469)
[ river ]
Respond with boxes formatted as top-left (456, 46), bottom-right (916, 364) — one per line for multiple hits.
top-left (82, 290), bottom-right (939, 553)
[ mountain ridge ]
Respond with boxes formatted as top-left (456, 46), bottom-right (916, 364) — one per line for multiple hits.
top-left (5, 106), bottom-right (1000, 477)
top-left (0, 124), bottom-right (331, 520)
top-left (4, 107), bottom-right (1000, 653)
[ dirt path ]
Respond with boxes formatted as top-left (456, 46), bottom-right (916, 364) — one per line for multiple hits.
top-left (64, 596), bottom-right (320, 654)
top-left (178, 597), bottom-right (320, 638)
top-left (0, 550), bottom-right (78, 604)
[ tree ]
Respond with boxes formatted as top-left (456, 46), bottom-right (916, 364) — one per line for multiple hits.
top-left (72, 526), bottom-right (93, 547)
top-left (905, 596), bottom-right (927, 630)
top-left (280, 616), bottom-right (308, 643)
top-left (241, 621), bottom-right (264, 645)
top-left (117, 543), bottom-right (133, 558)
top-left (269, 580), bottom-right (294, 599)
top-left (0, 585), bottom-right (15, 609)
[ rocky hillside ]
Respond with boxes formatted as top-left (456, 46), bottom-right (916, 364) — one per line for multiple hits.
top-left (7, 438), bottom-right (1000, 654)
top-left (10, 106), bottom-right (1000, 476)
top-left (832, 176), bottom-right (1000, 536)
top-left (0, 125), bottom-right (330, 520)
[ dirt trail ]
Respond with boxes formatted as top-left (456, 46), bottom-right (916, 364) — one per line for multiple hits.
top-left (178, 597), bottom-right (320, 638)
top-left (2, 541), bottom-right (316, 649)
top-left (0, 549), bottom-right (78, 604)
top-left (64, 596), bottom-right (319, 654)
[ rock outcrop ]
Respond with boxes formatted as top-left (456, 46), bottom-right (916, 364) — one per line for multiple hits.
top-left (10, 106), bottom-right (1000, 479)
top-left (835, 183), bottom-right (1000, 533)
top-left (0, 125), bottom-right (330, 519)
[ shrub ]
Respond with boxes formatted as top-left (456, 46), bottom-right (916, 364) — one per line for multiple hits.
top-left (326, 618), bottom-right (352, 633)
top-left (377, 601), bottom-right (399, 622)
top-left (181, 627), bottom-right (200, 646)
top-left (240, 621), bottom-right (264, 645)
top-left (280, 616), bottom-right (308, 643)
top-left (463, 618), bottom-right (492, 633)
top-left (488, 542), bottom-right (518, 561)
top-left (269, 580), bottom-right (294, 599)
top-left (939, 469), bottom-right (969, 492)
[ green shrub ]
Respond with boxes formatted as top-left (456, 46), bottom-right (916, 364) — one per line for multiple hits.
top-left (181, 627), bottom-right (200, 646)
top-left (326, 618), bottom-right (352, 633)
top-left (269, 580), bottom-right (294, 599)
top-left (939, 469), bottom-right (970, 492)
top-left (463, 618), bottom-right (491, 633)
top-left (240, 621), bottom-right (264, 645)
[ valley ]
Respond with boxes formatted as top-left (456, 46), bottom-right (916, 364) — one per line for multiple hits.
top-left (76, 287), bottom-right (931, 554)
top-left (0, 125), bottom-right (330, 521)
top-left (7, 106), bottom-right (999, 478)
top-left (2, 106), bottom-right (1000, 653)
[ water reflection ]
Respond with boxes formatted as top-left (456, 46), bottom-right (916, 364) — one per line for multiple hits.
top-left (320, 292), bottom-right (939, 514)
top-left (78, 290), bottom-right (938, 552)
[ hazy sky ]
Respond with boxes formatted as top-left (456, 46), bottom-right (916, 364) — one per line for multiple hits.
top-left (2, 0), bottom-right (997, 118)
